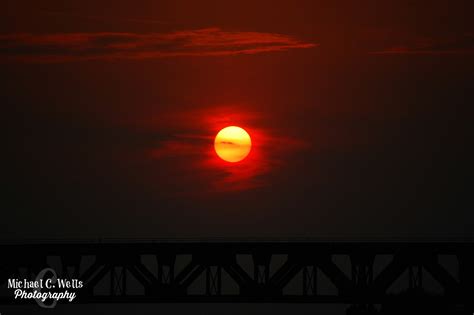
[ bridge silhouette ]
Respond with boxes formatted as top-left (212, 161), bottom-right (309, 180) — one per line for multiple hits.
top-left (1, 238), bottom-right (473, 314)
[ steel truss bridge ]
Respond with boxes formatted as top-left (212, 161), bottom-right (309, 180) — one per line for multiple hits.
top-left (1, 240), bottom-right (473, 314)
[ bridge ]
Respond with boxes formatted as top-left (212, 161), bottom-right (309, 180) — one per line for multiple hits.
top-left (1, 239), bottom-right (473, 314)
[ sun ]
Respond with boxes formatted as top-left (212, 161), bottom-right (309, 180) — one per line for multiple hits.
top-left (214, 126), bottom-right (252, 163)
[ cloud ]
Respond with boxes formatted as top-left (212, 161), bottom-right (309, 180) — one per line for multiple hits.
top-left (0, 28), bottom-right (317, 63)
top-left (370, 34), bottom-right (474, 55)
top-left (146, 106), bottom-right (309, 194)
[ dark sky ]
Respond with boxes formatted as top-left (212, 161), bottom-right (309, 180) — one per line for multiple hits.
top-left (2, 0), bottom-right (473, 240)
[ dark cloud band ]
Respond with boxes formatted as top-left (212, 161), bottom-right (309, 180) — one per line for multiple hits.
top-left (0, 28), bottom-right (316, 63)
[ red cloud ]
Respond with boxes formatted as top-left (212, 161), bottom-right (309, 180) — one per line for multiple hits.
top-left (0, 28), bottom-right (317, 63)
top-left (146, 106), bottom-right (309, 194)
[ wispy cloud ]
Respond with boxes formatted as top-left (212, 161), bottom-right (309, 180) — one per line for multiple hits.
top-left (370, 34), bottom-right (474, 55)
top-left (0, 28), bottom-right (317, 63)
top-left (146, 106), bottom-right (309, 193)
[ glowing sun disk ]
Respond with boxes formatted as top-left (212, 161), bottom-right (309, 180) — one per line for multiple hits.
top-left (214, 126), bottom-right (252, 163)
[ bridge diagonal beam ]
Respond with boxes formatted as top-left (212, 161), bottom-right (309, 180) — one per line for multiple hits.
top-left (423, 260), bottom-right (460, 294)
top-left (373, 255), bottom-right (407, 293)
top-left (174, 260), bottom-right (198, 284)
top-left (272, 263), bottom-right (302, 289)
top-left (179, 264), bottom-right (206, 290)
top-left (85, 264), bottom-right (112, 292)
top-left (317, 257), bottom-right (353, 295)
top-left (127, 265), bottom-right (153, 289)
top-left (80, 261), bottom-right (103, 283)
top-left (224, 263), bottom-right (253, 287)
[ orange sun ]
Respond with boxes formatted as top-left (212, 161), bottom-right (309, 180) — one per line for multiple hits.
top-left (214, 126), bottom-right (252, 162)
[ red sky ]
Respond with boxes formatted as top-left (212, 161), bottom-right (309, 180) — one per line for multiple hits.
top-left (2, 0), bottom-right (473, 239)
